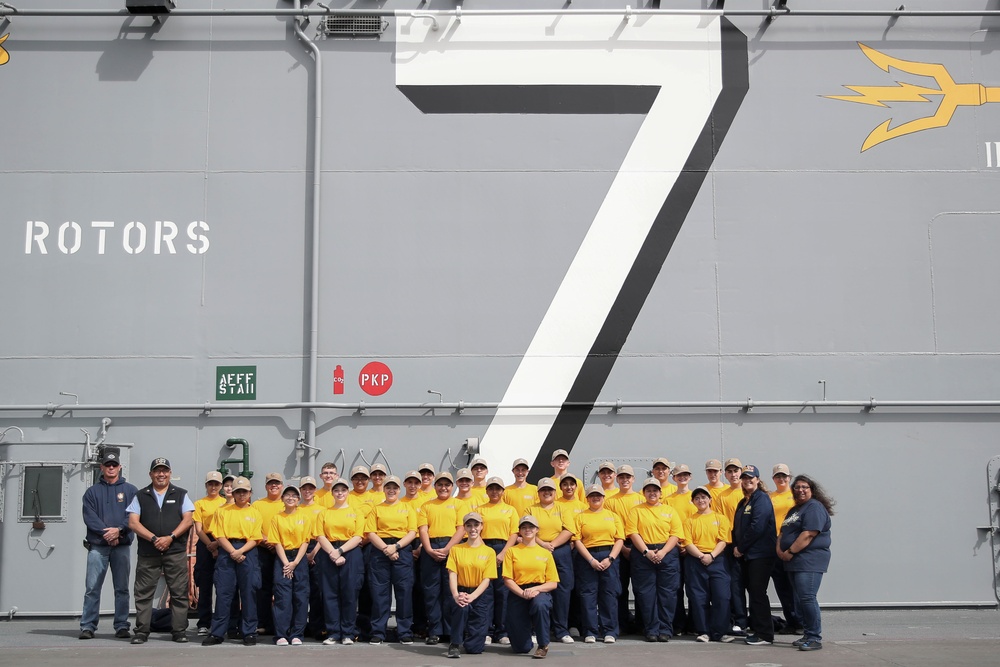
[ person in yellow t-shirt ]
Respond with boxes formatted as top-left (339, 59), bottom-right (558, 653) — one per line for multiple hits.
top-left (502, 515), bottom-right (559, 658)
top-left (418, 471), bottom-right (465, 644)
top-left (365, 476), bottom-right (419, 644)
top-left (652, 458), bottom-right (678, 496)
top-left (453, 468), bottom-right (479, 517)
top-left (252, 472), bottom-right (286, 636)
top-left (203, 476), bottom-right (263, 646)
top-left (683, 486), bottom-right (732, 643)
top-left (469, 458), bottom-right (491, 507)
top-left (626, 478), bottom-right (686, 642)
top-left (606, 465), bottom-right (643, 636)
top-left (549, 449), bottom-right (585, 502)
top-left (768, 463), bottom-right (803, 634)
top-left (502, 458), bottom-right (539, 519)
top-left (528, 478), bottom-right (575, 644)
top-left (573, 485), bottom-right (624, 643)
top-left (297, 476), bottom-right (326, 641)
top-left (368, 463), bottom-right (389, 506)
top-left (445, 512), bottom-right (498, 657)
top-left (714, 458), bottom-right (748, 634)
top-left (596, 461), bottom-right (619, 499)
top-left (314, 462), bottom-right (339, 509)
top-left (268, 484), bottom-right (312, 645)
top-left (417, 463), bottom-right (437, 503)
top-left (477, 476), bottom-right (518, 644)
top-left (664, 463), bottom-right (697, 634)
top-left (315, 478), bottom-right (365, 645)
top-left (193, 471), bottom-right (227, 636)
top-left (556, 475), bottom-right (588, 522)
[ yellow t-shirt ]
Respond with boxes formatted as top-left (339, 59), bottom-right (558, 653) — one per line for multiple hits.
top-left (401, 494), bottom-right (428, 510)
top-left (501, 543), bottom-right (559, 585)
top-left (665, 490), bottom-right (697, 525)
top-left (660, 481), bottom-right (678, 496)
top-left (574, 509), bottom-right (624, 548)
top-left (211, 504), bottom-right (264, 541)
top-left (268, 509), bottom-right (314, 551)
top-left (317, 505), bottom-right (365, 542)
top-left (364, 501), bottom-right (418, 539)
top-left (418, 488), bottom-right (437, 504)
top-left (299, 502), bottom-right (326, 537)
top-left (454, 495), bottom-right (480, 520)
top-left (552, 474), bottom-right (585, 502)
top-left (684, 511), bottom-right (732, 553)
top-left (418, 497), bottom-right (464, 538)
top-left (193, 495), bottom-right (227, 532)
top-left (712, 485), bottom-right (744, 522)
top-left (446, 542), bottom-right (499, 587)
top-left (502, 484), bottom-right (539, 520)
top-left (769, 490), bottom-right (794, 534)
top-left (555, 497), bottom-right (588, 533)
top-left (477, 501), bottom-right (518, 541)
top-left (470, 487), bottom-right (490, 507)
top-left (315, 488), bottom-right (335, 508)
top-left (527, 503), bottom-right (572, 543)
top-left (625, 503), bottom-right (687, 545)
top-left (602, 487), bottom-right (620, 500)
top-left (606, 491), bottom-right (644, 525)
top-left (707, 484), bottom-right (727, 504)
top-left (252, 497), bottom-right (285, 541)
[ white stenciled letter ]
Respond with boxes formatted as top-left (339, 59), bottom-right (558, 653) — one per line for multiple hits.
top-left (58, 221), bottom-right (82, 254)
top-left (155, 220), bottom-right (178, 255)
top-left (25, 221), bottom-right (49, 254)
top-left (123, 221), bottom-right (147, 255)
top-left (91, 221), bottom-right (115, 255)
top-left (186, 220), bottom-right (210, 254)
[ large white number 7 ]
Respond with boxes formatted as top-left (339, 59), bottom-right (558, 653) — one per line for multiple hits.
top-left (396, 14), bottom-right (748, 481)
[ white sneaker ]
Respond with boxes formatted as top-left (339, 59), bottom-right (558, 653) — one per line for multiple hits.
top-left (603, 635), bottom-right (616, 644)
top-left (197, 627), bottom-right (210, 637)
top-left (584, 636), bottom-right (596, 644)
top-left (341, 637), bottom-right (354, 645)
top-left (323, 637), bottom-right (338, 645)
top-left (290, 638), bottom-right (302, 646)
top-left (733, 625), bottom-right (742, 633)
top-left (276, 638), bottom-right (289, 646)
top-left (720, 635), bottom-right (737, 643)
top-left (560, 635), bottom-right (574, 644)
top-left (499, 637), bottom-right (510, 645)
top-left (696, 634), bottom-right (709, 643)
top-left (484, 636), bottom-right (492, 645)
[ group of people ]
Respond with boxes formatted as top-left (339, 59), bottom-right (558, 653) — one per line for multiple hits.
top-left (79, 448), bottom-right (834, 657)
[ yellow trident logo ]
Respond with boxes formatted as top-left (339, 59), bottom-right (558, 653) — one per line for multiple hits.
top-left (827, 43), bottom-right (1000, 152)
top-left (0, 33), bottom-right (9, 66)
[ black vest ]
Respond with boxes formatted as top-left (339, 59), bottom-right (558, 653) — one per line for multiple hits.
top-left (136, 483), bottom-right (189, 557)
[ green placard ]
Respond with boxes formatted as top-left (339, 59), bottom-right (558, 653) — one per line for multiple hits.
top-left (216, 366), bottom-right (256, 401)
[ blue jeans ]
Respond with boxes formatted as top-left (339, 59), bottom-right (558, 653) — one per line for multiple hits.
top-left (81, 544), bottom-right (131, 632)
top-left (789, 570), bottom-right (824, 641)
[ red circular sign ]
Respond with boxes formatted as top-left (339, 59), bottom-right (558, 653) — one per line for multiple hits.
top-left (359, 361), bottom-right (393, 396)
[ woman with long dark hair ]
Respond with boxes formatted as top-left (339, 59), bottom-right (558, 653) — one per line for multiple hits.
top-left (776, 474), bottom-right (834, 652)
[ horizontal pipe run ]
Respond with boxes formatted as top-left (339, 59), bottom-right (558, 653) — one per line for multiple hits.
top-left (1, 399), bottom-right (1000, 414)
top-left (3, 7), bottom-right (1000, 19)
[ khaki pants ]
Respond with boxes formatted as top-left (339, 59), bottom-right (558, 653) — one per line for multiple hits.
top-left (134, 551), bottom-right (189, 635)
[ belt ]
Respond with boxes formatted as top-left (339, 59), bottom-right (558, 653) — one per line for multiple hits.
top-left (382, 537), bottom-right (401, 544)
top-left (484, 539), bottom-right (507, 547)
top-left (428, 536), bottom-right (451, 546)
top-left (458, 585), bottom-right (479, 594)
top-left (330, 540), bottom-right (347, 548)
top-left (646, 543), bottom-right (665, 550)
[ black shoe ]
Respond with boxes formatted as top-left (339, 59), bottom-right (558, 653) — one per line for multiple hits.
top-left (202, 635), bottom-right (225, 646)
top-left (657, 634), bottom-right (671, 643)
top-left (172, 631), bottom-right (188, 643)
top-left (644, 635), bottom-right (658, 642)
top-left (447, 644), bottom-right (461, 658)
top-left (131, 633), bottom-right (148, 645)
top-left (243, 634), bottom-right (258, 646)
top-left (78, 630), bottom-right (94, 640)
top-left (799, 639), bottom-right (823, 651)
top-left (115, 628), bottom-right (131, 639)
top-left (744, 634), bottom-right (771, 646)
top-left (399, 635), bottom-right (414, 645)
top-left (227, 629), bottom-right (244, 640)
top-left (426, 635), bottom-right (440, 645)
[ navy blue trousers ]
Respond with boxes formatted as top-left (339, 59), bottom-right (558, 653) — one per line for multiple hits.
top-left (420, 537), bottom-right (452, 637)
top-left (630, 546), bottom-right (680, 637)
top-left (256, 547), bottom-right (276, 633)
top-left (194, 540), bottom-right (216, 630)
top-left (210, 541), bottom-right (259, 639)
top-left (368, 542), bottom-right (414, 641)
top-left (685, 554), bottom-right (730, 640)
top-left (447, 586), bottom-right (493, 653)
top-left (506, 588), bottom-right (552, 653)
top-left (272, 551), bottom-right (310, 641)
top-left (484, 539), bottom-right (509, 640)
top-left (574, 547), bottom-right (620, 639)
top-left (550, 544), bottom-right (574, 639)
top-left (319, 546), bottom-right (362, 640)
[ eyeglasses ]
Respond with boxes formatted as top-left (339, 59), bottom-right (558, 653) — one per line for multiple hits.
top-left (792, 485), bottom-right (811, 491)
top-left (102, 462), bottom-right (120, 468)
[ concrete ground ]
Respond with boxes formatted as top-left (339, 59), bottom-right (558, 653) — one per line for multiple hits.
top-left (1, 608), bottom-right (998, 666)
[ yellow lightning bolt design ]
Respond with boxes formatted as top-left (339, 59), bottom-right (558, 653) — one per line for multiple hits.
top-left (826, 43), bottom-right (1000, 151)
top-left (0, 33), bottom-right (9, 66)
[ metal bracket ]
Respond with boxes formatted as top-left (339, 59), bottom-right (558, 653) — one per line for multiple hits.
top-left (743, 397), bottom-right (753, 413)
top-left (357, 401), bottom-right (366, 416)
top-left (865, 397), bottom-right (877, 412)
top-left (411, 12), bottom-right (439, 31)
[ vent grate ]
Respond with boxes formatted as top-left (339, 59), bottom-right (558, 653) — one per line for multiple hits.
top-left (320, 15), bottom-right (387, 38)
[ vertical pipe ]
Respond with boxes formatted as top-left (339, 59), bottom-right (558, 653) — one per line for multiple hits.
top-left (293, 0), bottom-right (322, 478)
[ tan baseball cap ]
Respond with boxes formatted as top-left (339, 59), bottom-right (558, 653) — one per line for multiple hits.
top-left (617, 464), bottom-right (635, 477)
top-left (417, 462), bottom-right (436, 474)
top-left (551, 449), bottom-right (570, 460)
top-left (704, 459), bottom-right (722, 471)
top-left (585, 484), bottom-right (606, 497)
top-left (299, 476), bottom-right (317, 488)
top-left (512, 458), bottom-right (530, 469)
top-left (671, 463), bottom-right (691, 476)
top-left (455, 468), bottom-right (473, 481)
top-left (652, 457), bottom-right (672, 469)
top-left (691, 485), bottom-right (712, 499)
top-left (434, 471), bottom-right (454, 484)
top-left (332, 477), bottom-right (350, 489)
top-left (403, 470), bottom-right (421, 482)
top-left (724, 458), bottom-right (743, 470)
top-left (597, 461), bottom-right (616, 472)
top-left (281, 484), bottom-right (300, 497)
top-left (232, 476), bottom-right (252, 492)
top-left (772, 463), bottom-right (791, 476)
top-left (518, 515), bottom-right (539, 528)
top-left (369, 463), bottom-right (388, 475)
top-left (486, 476), bottom-right (505, 489)
top-left (265, 472), bottom-right (284, 484)
top-left (383, 475), bottom-right (402, 488)
top-left (470, 457), bottom-right (489, 469)
top-left (349, 465), bottom-right (370, 479)
top-left (205, 471), bottom-right (223, 483)
top-left (537, 477), bottom-right (557, 491)
top-left (641, 477), bottom-right (661, 490)
top-left (463, 511), bottom-right (484, 524)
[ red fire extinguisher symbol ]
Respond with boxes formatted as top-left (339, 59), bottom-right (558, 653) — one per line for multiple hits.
top-left (333, 365), bottom-right (345, 395)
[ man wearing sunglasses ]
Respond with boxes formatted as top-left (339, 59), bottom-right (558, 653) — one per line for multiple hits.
top-left (80, 450), bottom-right (138, 640)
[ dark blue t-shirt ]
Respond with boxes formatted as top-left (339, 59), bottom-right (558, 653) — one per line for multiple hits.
top-left (779, 498), bottom-right (832, 573)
